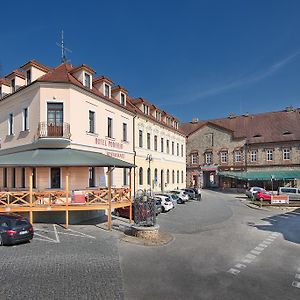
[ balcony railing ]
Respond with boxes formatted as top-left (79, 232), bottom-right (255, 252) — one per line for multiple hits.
top-left (37, 122), bottom-right (71, 139)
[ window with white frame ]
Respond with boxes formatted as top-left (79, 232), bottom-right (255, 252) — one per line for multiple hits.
top-left (8, 113), bottom-right (14, 135)
top-left (283, 148), bottom-right (290, 160)
top-left (220, 151), bottom-right (228, 163)
top-left (251, 150), bottom-right (257, 162)
top-left (191, 153), bottom-right (198, 164)
top-left (120, 93), bottom-right (126, 105)
top-left (161, 138), bottom-right (164, 152)
top-left (11, 79), bottom-right (16, 93)
top-left (84, 73), bottom-right (91, 88)
top-left (22, 108), bottom-right (29, 131)
top-left (107, 117), bottom-right (113, 138)
top-left (143, 104), bottom-right (149, 115)
top-left (122, 123), bottom-right (127, 141)
top-left (166, 140), bottom-right (169, 154)
top-left (154, 135), bottom-right (158, 151)
top-left (172, 142), bottom-right (174, 155)
top-left (26, 69), bottom-right (31, 85)
top-left (177, 143), bottom-right (179, 156)
top-left (266, 149), bottom-right (273, 161)
top-left (104, 84), bottom-right (110, 97)
top-left (181, 144), bottom-right (184, 157)
top-left (88, 110), bottom-right (95, 133)
top-left (139, 130), bottom-right (143, 147)
top-left (205, 152), bottom-right (212, 164)
top-left (235, 151), bottom-right (241, 162)
top-left (147, 133), bottom-right (151, 149)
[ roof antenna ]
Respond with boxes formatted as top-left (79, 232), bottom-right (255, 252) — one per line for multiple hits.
top-left (56, 30), bottom-right (72, 63)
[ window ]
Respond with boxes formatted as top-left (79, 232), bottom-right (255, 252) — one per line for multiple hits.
top-left (166, 140), bottom-right (170, 154)
top-left (12, 168), bottom-right (16, 188)
top-left (205, 153), bottom-right (212, 164)
top-left (220, 151), bottom-right (228, 163)
top-left (235, 151), bottom-right (241, 162)
top-left (104, 84), bottom-right (110, 97)
top-left (26, 69), bottom-right (31, 84)
top-left (266, 149), bottom-right (273, 161)
top-left (8, 113), bottom-right (13, 135)
top-left (11, 79), bottom-right (16, 92)
top-left (191, 153), bottom-right (198, 164)
top-left (177, 143), bottom-right (179, 156)
top-left (32, 168), bottom-right (36, 188)
top-left (174, 121), bottom-right (178, 129)
top-left (156, 111), bottom-right (161, 121)
top-left (283, 148), bottom-right (290, 160)
top-left (161, 138), bottom-right (164, 152)
top-left (21, 168), bottom-right (26, 188)
top-left (122, 123), bottom-right (127, 141)
top-left (172, 142), bottom-right (174, 155)
top-left (181, 171), bottom-right (184, 184)
top-left (181, 145), bottom-right (184, 157)
top-left (177, 170), bottom-right (179, 184)
top-left (123, 168), bottom-right (129, 186)
top-left (3, 168), bottom-right (7, 188)
top-left (251, 150), bottom-right (257, 162)
top-left (84, 73), bottom-right (91, 88)
top-left (139, 167), bottom-right (143, 185)
top-left (120, 93), bottom-right (125, 105)
top-left (88, 167), bottom-right (95, 187)
top-left (89, 110), bottom-right (95, 133)
top-left (167, 169), bottom-right (170, 184)
top-left (139, 130), bottom-right (143, 147)
top-left (154, 169), bottom-right (158, 185)
top-left (147, 133), bottom-right (151, 149)
top-left (172, 170), bottom-right (175, 184)
top-left (22, 108), bottom-right (29, 131)
top-left (147, 168), bottom-right (151, 185)
top-left (154, 135), bottom-right (157, 151)
top-left (50, 167), bottom-right (61, 189)
top-left (107, 117), bottom-right (113, 138)
top-left (143, 104), bottom-right (149, 115)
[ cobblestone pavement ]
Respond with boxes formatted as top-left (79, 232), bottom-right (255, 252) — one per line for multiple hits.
top-left (0, 224), bottom-right (124, 300)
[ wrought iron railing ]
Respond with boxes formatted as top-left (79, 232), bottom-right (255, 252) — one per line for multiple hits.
top-left (133, 195), bottom-right (156, 226)
top-left (37, 122), bottom-right (71, 139)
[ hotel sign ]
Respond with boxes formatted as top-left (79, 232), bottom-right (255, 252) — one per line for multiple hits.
top-left (271, 195), bottom-right (289, 204)
top-left (95, 138), bottom-right (123, 150)
top-left (106, 151), bottom-right (125, 159)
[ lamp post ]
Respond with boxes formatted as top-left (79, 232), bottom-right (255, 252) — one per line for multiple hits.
top-left (146, 154), bottom-right (153, 195)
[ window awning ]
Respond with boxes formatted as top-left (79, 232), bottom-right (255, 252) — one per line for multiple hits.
top-left (218, 170), bottom-right (300, 181)
top-left (0, 148), bottom-right (134, 168)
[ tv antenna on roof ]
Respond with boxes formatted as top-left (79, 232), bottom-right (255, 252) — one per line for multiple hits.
top-left (56, 30), bottom-right (72, 63)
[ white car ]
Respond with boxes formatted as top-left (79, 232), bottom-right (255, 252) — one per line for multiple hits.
top-left (245, 187), bottom-right (265, 198)
top-left (170, 190), bottom-right (189, 202)
top-left (154, 195), bottom-right (174, 212)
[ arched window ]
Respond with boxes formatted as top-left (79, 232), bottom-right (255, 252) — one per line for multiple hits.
top-left (147, 168), bottom-right (151, 185)
top-left (177, 170), bottom-right (179, 184)
top-left (167, 169), bottom-right (170, 184)
top-left (181, 170), bottom-right (184, 184)
top-left (172, 170), bottom-right (175, 184)
top-left (139, 167), bottom-right (143, 185)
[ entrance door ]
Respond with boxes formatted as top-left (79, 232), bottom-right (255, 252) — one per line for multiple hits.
top-left (51, 168), bottom-right (61, 189)
top-left (47, 103), bottom-right (63, 137)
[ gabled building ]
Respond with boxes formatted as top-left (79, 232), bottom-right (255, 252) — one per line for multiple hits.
top-left (181, 108), bottom-right (300, 190)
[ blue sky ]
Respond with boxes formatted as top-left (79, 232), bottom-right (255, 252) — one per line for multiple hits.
top-left (1, 0), bottom-right (300, 122)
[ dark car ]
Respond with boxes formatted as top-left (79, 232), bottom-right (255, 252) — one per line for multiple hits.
top-left (0, 213), bottom-right (34, 246)
top-left (188, 188), bottom-right (202, 200)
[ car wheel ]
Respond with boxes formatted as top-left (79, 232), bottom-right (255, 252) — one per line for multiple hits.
top-left (115, 210), bottom-right (120, 217)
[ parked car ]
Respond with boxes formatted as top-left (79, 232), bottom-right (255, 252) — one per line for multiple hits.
top-left (180, 188), bottom-right (198, 200)
top-left (255, 191), bottom-right (272, 201)
top-left (245, 187), bottom-right (265, 198)
top-left (170, 190), bottom-right (189, 202)
top-left (185, 188), bottom-right (202, 200)
top-left (0, 213), bottom-right (34, 246)
top-left (153, 195), bottom-right (174, 212)
top-left (155, 198), bottom-right (162, 215)
top-left (278, 187), bottom-right (300, 201)
top-left (156, 193), bottom-right (184, 205)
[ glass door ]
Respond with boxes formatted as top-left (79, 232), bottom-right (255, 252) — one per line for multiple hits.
top-left (47, 103), bottom-right (63, 137)
top-left (51, 168), bottom-right (61, 189)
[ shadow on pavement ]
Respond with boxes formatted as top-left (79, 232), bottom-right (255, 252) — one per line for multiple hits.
top-left (253, 207), bottom-right (300, 245)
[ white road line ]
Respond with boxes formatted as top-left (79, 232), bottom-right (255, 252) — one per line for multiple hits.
top-left (255, 247), bottom-right (265, 251)
top-left (241, 258), bottom-right (253, 264)
top-left (228, 268), bottom-right (240, 275)
top-left (258, 243), bottom-right (268, 248)
top-left (292, 281), bottom-right (300, 288)
top-left (266, 238), bottom-right (275, 242)
top-left (33, 237), bottom-right (57, 243)
top-left (263, 241), bottom-right (272, 245)
top-left (295, 274), bottom-right (300, 280)
top-left (235, 263), bottom-right (247, 269)
top-left (34, 232), bottom-right (58, 243)
top-left (53, 224), bottom-right (60, 243)
top-left (245, 254), bottom-right (256, 260)
top-left (250, 250), bottom-right (261, 255)
top-left (66, 228), bottom-right (96, 239)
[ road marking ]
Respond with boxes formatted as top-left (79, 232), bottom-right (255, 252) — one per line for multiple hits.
top-left (263, 241), bottom-right (272, 245)
top-left (295, 274), bottom-right (300, 280)
top-left (292, 281), bottom-right (300, 288)
top-left (255, 247), bottom-right (265, 251)
top-left (258, 243), bottom-right (268, 248)
top-left (235, 263), bottom-right (247, 269)
top-left (228, 268), bottom-right (240, 275)
top-left (66, 228), bottom-right (96, 239)
top-left (250, 250), bottom-right (261, 255)
top-left (53, 224), bottom-right (60, 243)
top-left (241, 258), bottom-right (253, 264)
top-left (33, 237), bottom-right (58, 243)
top-left (245, 254), bottom-right (256, 260)
top-left (34, 232), bottom-right (59, 243)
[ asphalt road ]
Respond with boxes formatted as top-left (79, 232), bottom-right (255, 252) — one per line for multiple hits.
top-left (1, 190), bottom-right (299, 300)
top-left (119, 190), bottom-right (300, 300)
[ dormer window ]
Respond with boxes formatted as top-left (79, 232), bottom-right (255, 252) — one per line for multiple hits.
top-left (143, 104), bottom-right (149, 115)
top-left (26, 69), bottom-right (31, 85)
top-left (84, 73), bottom-right (91, 88)
top-left (156, 111), bottom-right (161, 121)
top-left (104, 84), bottom-right (110, 97)
top-left (120, 93), bottom-right (126, 105)
top-left (11, 79), bottom-right (16, 93)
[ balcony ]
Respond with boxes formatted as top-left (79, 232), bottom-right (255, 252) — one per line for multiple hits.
top-left (37, 122), bottom-right (71, 139)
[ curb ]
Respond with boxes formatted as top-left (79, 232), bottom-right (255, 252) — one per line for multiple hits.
top-left (243, 201), bottom-right (269, 211)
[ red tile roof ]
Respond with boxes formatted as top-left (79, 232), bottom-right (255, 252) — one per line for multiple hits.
top-left (5, 69), bottom-right (25, 79)
top-left (70, 64), bottom-right (95, 74)
top-left (93, 75), bottom-right (114, 85)
top-left (0, 78), bottom-right (10, 86)
top-left (20, 60), bottom-right (51, 72)
top-left (180, 109), bottom-right (300, 144)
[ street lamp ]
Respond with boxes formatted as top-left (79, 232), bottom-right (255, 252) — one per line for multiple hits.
top-left (146, 154), bottom-right (153, 195)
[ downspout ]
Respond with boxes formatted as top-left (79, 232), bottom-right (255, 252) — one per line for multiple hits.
top-left (133, 115), bottom-right (136, 197)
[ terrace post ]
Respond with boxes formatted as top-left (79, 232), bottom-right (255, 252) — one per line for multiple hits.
top-left (107, 167), bottom-right (112, 230)
top-left (129, 168), bottom-right (132, 224)
top-left (29, 174), bottom-right (33, 224)
top-left (65, 174), bottom-right (69, 229)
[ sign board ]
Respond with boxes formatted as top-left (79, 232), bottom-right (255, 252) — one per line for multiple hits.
top-left (271, 195), bottom-right (289, 204)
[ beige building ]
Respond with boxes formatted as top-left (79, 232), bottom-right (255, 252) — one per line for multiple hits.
top-left (131, 98), bottom-right (186, 193)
